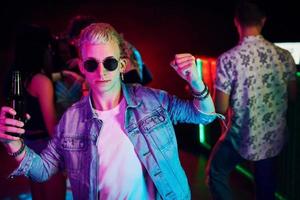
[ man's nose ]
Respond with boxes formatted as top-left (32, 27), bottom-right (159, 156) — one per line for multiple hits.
top-left (96, 63), bottom-right (107, 76)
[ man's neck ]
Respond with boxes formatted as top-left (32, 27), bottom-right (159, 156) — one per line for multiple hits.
top-left (91, 86), bottom-right (123, 111)
top-left (239, 26), bottom-right (261, 41)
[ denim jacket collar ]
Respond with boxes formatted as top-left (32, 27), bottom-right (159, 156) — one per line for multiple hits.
top-left (83, 83), bottom-right (141, 121)
top-left (121, 83), bottom-right (142, 108)
top-left (82, 94), bottom-right (99, 122)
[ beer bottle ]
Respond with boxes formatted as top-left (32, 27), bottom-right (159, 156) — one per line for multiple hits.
top-left (9, 70), bottom-right (26, 122)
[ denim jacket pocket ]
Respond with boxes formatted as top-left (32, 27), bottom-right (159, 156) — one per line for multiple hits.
top-left (138, 108), bottom-right (174, 151)
top-left (61, 136), bottom-right (88, 177)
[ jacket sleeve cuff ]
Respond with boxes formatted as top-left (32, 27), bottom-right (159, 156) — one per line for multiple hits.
top-left (193, 99), bottom-right (225, 124)
top-left (9, 147), bottom-right (36, 178)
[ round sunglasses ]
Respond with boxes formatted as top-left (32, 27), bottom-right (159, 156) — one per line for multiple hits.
top-left (83, 56), bottom-right (119, 72)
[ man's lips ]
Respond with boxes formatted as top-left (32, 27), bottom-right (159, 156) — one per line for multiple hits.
top-left (94, 79), bottom-right (110, 84)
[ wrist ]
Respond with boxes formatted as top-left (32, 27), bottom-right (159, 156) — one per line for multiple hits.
top-left (3, 139), bottom-right (21, 148)
top-left (5, 140), bottom-right (25, 157)
top-left (192, 84), bottom-right (209, 100)
top-left (191, 80), bottom-right (205, 93)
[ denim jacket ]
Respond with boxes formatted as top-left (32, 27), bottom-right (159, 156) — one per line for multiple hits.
top-left (11, 83), bottom-right (218, 200)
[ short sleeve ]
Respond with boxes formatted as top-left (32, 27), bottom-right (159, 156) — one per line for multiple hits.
top-left (285, 53), bottom-right (297, 81)
top-left (215, 55), bottom-right (233, 94)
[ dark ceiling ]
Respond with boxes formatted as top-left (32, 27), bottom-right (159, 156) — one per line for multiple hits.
top-left (1, 0), bottom-right (299, 45)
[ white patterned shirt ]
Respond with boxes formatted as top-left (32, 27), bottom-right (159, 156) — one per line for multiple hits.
top-left (215, 35), bottom-right (296, 161)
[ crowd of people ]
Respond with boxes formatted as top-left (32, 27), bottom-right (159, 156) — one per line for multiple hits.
top-left (0, 1), bottom-right (298, 200)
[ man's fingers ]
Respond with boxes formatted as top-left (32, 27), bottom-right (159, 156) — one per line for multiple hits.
top-left (170, 60), bottom-right (177, 68)
top-left (174, 53), bottom-right (193, 59)
top-left (25, 113), bottom-right (31, 121)
top-left (0, 132), bottom-right (22, 141)
top-left (174, 54), bottom-right (195, 64)
top-left (0, 117), bottom-right (24, 128)
top-left (0, 106), bottom-right (16, 118)
top-left (0, 124), bottom-right (25, 134)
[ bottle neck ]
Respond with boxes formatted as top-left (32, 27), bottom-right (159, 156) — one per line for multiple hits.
top-left (12, 71), bottom-right (23, 96)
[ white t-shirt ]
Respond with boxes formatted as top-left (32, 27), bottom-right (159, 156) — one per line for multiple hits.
top-left (95, 98), bottom-right (155, 200)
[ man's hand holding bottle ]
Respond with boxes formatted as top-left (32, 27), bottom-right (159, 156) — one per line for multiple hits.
top-left (0, 106), bottom-right (29, 161)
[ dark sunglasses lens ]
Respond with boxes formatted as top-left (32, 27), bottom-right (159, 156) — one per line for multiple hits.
top-left (84, 59), bottom-right (98, 72)
top-left (103, 58), bottom-right (118, 71)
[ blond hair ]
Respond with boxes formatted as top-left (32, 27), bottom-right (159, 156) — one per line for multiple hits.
top-left (78, 23), bottom-right (127, 58)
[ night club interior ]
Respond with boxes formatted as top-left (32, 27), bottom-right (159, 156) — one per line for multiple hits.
top-left (0, 1), bottom-right (299, 199)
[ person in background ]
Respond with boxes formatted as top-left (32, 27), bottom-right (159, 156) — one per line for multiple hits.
top-left (0, 22), bottom-right (220, 199)
top-left (64, 15), bottom-right (98, 72)
top-left (49, 15), bottom-right (98, 109)
top-left (122, 40), bottom-right (153, 85)
top-left (51, 36), bottom-right (85, 118)
top-left (3, 24), bottom-right (66, 200)
top-left (206, 1), bottom-right (298, 200)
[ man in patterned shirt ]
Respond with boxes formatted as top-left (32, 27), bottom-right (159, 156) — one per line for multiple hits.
top-left (206, 2), bottom-right (298, 200)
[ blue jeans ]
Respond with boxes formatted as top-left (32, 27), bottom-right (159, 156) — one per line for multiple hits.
top-left (206, 140), bottom-right (276, 200)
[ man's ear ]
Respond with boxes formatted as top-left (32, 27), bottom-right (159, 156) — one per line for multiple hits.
top-left (120, 58), bottom-right (128, 73)
top-left (78, 59), bottom-right (86, 75)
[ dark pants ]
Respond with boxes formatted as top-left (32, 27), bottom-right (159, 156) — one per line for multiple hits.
top-left (206, 140), bottom-right (276, 200)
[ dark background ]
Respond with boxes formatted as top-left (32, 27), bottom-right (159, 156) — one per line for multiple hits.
top-left (0, 0), bottom-right (299, 100)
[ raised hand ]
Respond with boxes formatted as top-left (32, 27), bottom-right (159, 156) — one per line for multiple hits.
top-left (170, 53), bottom-right (204, 92)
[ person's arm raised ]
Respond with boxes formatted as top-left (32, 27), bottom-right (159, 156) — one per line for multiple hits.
top-left (170, 53), bottom-right (215, 114)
